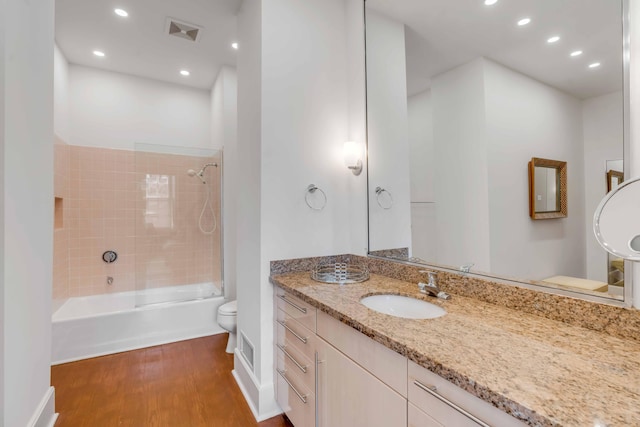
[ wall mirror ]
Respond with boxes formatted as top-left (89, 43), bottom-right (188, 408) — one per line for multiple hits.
top-left (365, 0), bottom-right (630, 303)
top-left (607, 162), bottom-right (624, 193)
top-left (528, 157), bottom-right (567, 219)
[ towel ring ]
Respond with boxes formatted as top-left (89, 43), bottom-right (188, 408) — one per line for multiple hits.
top-left (305, 184), bottom-right (327, 211)
top-left (375, 187), bottom-right (393, 209)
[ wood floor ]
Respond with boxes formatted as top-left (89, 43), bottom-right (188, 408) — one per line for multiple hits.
top-left (51, 335), bottom-right (292, 427)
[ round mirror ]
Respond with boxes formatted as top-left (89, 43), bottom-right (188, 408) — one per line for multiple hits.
top-left (594, 176), bottom-right (640, 261)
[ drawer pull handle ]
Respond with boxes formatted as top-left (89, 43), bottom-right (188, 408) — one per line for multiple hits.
top-left (276, 319), bottom-right (308, 344)
top-left (277, 368), bottom-right (308, 404)
top-left (278, 294), bottom-right (308, 313)
top-left (277, 344), bottom-right (308, 373)
top-left (315, 351), bottom-right (319, 427)
top-left (413, 380), bottom-right (490, 427)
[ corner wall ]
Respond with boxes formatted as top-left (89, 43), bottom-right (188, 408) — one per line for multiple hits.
top-left (582, 92), bottom-right (623, 282)
top-left (1, 0), bottom-right (57, 425)
top-left (211, 66), bottom-right (239, 300)
top-left (235, 0), bottom-right (366, 419)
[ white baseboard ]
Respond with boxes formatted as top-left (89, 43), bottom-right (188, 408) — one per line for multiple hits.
top-left (232, 350), bottom-right (282, 422)
top-left (28, 386), bottom-right (58, 427)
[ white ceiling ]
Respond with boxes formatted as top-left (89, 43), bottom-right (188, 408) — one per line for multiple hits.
top-left (367, 0), bottom-right (623, 99)
top-left (55, 0), bottom-right (242, 90)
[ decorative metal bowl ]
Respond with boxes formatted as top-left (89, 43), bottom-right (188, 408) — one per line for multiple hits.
top-left (311, 262), bottom-right (369, 284)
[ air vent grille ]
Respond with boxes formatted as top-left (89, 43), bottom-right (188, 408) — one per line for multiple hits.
top-left (165, 18), bottom-right (202, 42)
top-left (240, 331), bottom-right (254, 371)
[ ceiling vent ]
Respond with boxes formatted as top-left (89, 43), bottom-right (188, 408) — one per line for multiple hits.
top-left (165, 18), bottom-right (203, 43)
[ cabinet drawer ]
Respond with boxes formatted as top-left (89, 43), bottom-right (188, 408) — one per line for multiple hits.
top-left (275, 288), bottom-right (317, 333)
top-left (316, 310), bottom-right (407, 397)
top-left (409, 402), bottom-right (443, 427)
top-left (276, 339), bottom-right (315, 392)
top-left (408, 361), bottom-right (526, 427)
top-left (276, 364), bottom-right (315, 427)
top-left (276, 309), bottom-right (317, 363)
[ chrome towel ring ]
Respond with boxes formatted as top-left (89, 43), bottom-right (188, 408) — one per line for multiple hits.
top-left (375, 187), bottom-right (393, 209)
top-left (305, 184), bottom-right (327, 210)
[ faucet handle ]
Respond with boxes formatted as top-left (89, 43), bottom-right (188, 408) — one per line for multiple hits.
top-left (420, 270), bottom-right (438, 283)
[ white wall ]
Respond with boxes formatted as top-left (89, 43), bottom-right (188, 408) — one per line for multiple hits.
top-left (484, 59), bottom-right (586, 281)
top-left (408, 90), bottom-right (436, 261)
top-left (235, 0), bottom-right (266, 417)
top-left (211, 66), bottom-right (238, 300)
top-left (347, 0), bottom-right (369, 256)
top-left (582, 91), bottom-right (623, 282)
top-left (235, 0), bottom-right (366, 419)
top-left (432, 58), bottom-right (491, 271)
top-left (54, 44), bottom-right (70, 142)
top-left (1, 0), bottom-right (57, 425)
top-left (366, 11), bottom-right (412, 252)
top-left (68, 65), bottom-right (211, 150)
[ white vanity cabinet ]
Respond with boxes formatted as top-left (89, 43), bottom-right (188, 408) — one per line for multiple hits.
top-left (274, 289), bottom-right (318, 427)
top-left (273, 288), bottom-right (526, 427)
top-left (315, 336), bottom-right (407, 427)
top-left (315, 310), bottom-right (407, 427)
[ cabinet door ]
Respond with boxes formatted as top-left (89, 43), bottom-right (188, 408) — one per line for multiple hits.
top-left (316, 337), bottom-right (406, 427)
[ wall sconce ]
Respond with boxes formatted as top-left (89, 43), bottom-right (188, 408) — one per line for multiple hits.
top-left (343, 141), bottom-right (364, 176)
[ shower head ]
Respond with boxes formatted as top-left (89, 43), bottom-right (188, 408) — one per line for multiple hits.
top-left (187, 163), bottom-right (218, 184)
top-left (187, 168), bottom-right (207, 184)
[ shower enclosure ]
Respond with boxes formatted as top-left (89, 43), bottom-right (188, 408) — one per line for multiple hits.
top-left (134, 143), bottom-right (223, 307)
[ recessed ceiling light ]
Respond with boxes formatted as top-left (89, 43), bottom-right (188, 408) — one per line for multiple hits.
top-left (114, 8), bottom-right (128, 17)
top-left (589, 62), bottom-right (601, 69)
top-left (547, 36), bottom-right (560, 44)
top-left (517, 18), bottom-right (531, 26)
top-left (180, 70), bottom-right (190, 76)
top-left (484, 0), bottom-right (498, 5)
top-left (231, 42), bottom-right (239, 50)
top-left (93, 50), bottom-right (105, 57)
top-left (570, 50), bottom-right (583, 57)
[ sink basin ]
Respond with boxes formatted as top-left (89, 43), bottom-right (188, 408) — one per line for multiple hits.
top-left (360, 294), bottom-right (446, 319)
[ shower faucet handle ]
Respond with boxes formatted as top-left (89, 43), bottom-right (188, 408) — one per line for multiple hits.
top-left (102, 250), bottom-right (118, 263)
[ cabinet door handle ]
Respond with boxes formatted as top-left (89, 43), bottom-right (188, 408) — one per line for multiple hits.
top-left (277, 368), bottom-right (308, 404)
top-left (277, 294), bottom-right (308, 313)
top-left (277, 343), bottom-right (307, 373)
top-left (413, 380), bottom-right (490, 427)
top-left (315, 351), bottom-right (319, 427)
top-left (276, 319), bottom-right (308, 344)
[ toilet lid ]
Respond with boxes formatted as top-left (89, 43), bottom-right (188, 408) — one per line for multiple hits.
top-left (219, 300), bottom-right (237, 315)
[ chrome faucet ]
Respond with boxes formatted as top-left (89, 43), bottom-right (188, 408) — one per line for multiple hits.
top-left (418, 271), bottom-right (450, 300)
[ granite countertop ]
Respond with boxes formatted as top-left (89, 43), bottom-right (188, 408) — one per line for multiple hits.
top-left (271, 271), bottom-right (640, 427)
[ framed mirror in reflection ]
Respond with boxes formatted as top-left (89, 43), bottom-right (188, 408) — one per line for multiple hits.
top-left (365, 0), bottom-right (629, 302)
top-left (528, 157), bottom-right (567, 219)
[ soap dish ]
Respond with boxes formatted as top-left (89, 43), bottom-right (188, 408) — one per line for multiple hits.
top-left (311, 262), bottom-right (369, 284)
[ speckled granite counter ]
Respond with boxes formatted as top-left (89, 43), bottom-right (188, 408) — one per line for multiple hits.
top-left (271, 271), bottom-right (640, 427)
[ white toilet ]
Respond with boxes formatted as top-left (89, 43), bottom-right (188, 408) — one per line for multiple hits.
top-left (217, 300), bottom-right (237, 353)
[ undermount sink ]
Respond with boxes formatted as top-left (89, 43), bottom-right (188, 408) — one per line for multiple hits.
top-left (360, 294), bottom-right (447, 319)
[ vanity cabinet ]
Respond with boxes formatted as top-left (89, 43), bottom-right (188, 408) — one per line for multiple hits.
top-left (274, 289), bottom-right (317, 427)
top-left (315, 336), bottom-right (407, 427)
top-left (273, 288), bottom-right (525, 427)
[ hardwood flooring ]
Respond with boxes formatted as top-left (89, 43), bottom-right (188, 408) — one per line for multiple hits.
top-left (51, 334), bottom-right (292, 427)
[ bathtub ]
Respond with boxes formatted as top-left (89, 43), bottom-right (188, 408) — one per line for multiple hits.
top-left (52, 283), bottom-right (226, 365)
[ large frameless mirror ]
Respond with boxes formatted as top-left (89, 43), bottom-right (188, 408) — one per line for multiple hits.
top-left (365, 0), bottom-right (630, 303)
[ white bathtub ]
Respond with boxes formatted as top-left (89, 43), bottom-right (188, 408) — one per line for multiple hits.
top-left (52, 283), bottom-right (226, 365)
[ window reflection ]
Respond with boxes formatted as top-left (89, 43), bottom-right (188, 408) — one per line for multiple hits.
top-left (144, 174), bottom-right (175, 229)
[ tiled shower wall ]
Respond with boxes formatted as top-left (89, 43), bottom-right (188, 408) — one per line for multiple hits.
top-left (53, 136), bottom-right (70, 303)
top-left (52, 143), bottom-right (221, 299)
